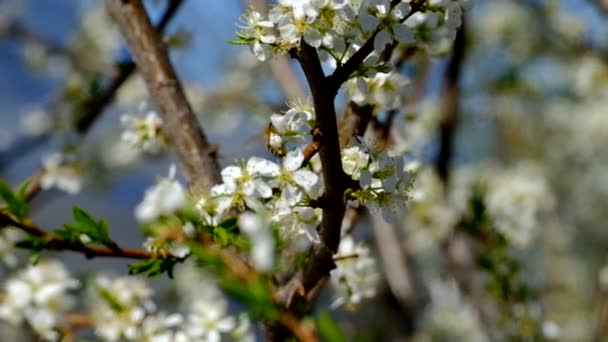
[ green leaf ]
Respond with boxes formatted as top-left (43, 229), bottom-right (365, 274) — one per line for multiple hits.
top-left (16, 235), bottom-right (48, 251)
top-left (0, 179), bottom-right (29, 219)
top-left (316, 310), bottom-right (347, 342)
top-left (128, 258), bottom-right (178, 278)
top-left (97, 287), bottom-right (125, 312)
top-left (53, 207), bottom-right (113, 246)
top-left (218, 217), bottom-right (238, 231)
top-left (16, 178), bottom-right (31, 201)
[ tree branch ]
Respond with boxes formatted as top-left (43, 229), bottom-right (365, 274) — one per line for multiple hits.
top-left (105, 0), bottom-right (221, 196)
top-left (435, 20), bottom-right (465, 185)
top-left (0, 212), bottom-right (164, 259)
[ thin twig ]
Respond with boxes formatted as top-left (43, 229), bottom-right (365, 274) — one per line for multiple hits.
top-left (0, 212), bottom-right (164, 259)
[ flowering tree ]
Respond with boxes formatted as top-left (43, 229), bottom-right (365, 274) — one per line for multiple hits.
top-left (2, 0), bottom-right (607, 340)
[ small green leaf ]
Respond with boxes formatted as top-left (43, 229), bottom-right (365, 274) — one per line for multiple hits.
top-left (128, 258), bottom-right (178, 278)
top-left (16, 178), bottom-right (31, 201)
top-left (227, 37), bottom-right (255, 45)
top-left (29, 251), bottom-right (42, 265)
top-left (16, 235), bottom-right (48, 251)
top-left (98, 287), bottom-right (125, 312)
top-left (316, 310), bottom-right (347, 342)
top-left (54, 207), bottom-right (113, 246)
top-left (0, 179), bottom-right (29, 219)
top-left (218, 217), bottom-right (238, 231)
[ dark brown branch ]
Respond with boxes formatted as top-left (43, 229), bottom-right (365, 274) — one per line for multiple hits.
top-left (435, 20), bottom-right (466, 185)
top-left (105, 0), bottom-right (221, 196)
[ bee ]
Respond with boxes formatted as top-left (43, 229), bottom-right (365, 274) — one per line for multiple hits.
top-left (263, 123), bottom-right (286, 158)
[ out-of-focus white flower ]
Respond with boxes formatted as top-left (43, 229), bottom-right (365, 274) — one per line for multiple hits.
top-left (484, 164), bottom-right (554, 249)
top-left (20, 108), bottom-right (52, 137)
top-left (239, 211), bottom-right (275, 272)
top-left (0, 227), bottom-right (24, 267)
top-left (90, 275), bottom-right (155, 341)
top-left (542, 320), bottom-right (560, 340)
top-left (184, 298), bottom-right (236, 342)
top-left (0, 260), bottom-right (79, 341)
top-left (101, 137), bottom-right (142, 168)
top-left (139, 312), bottom-right (186, 342)
top-left (40, 153), bottom-right (84, 195)
top-left (329, 236), bottom-right (379, 309)
top-left (231, 313), bottom-right (255, 342)
top-left (121, 107), bottom-right (168, 154)
top-left (404, 167), bottom-right (458, 253)
top-left (135, 165), bottom-right (187, 223)
top-left (421, 279), bottom-right (488, 342)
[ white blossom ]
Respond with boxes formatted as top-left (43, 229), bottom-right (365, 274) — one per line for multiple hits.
top-left (183, 298), bottom-right (236, 342)
top-left (135, 165), bottom-right (187, 223)
top-left (121, 107), bottom-right (168, 154)
top-left (346, 71), bottom-right (409, 109)
top-left (341, 145), bottom-right (370, 180)
top-left (20, 108), bottom-right (52, 137)
top-left (40, 153), bottom-right (84, 195)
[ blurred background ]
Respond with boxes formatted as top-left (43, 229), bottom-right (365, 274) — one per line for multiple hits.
top-left (2, 0), bottom-right (608, 340)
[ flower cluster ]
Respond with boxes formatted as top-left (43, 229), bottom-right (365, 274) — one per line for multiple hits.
top-left (197, 133), bottom-right (323, 248)
top-left (329, 236), bottom-right (380, 309)
top-left (120, 105), bottom-right (169, 154)
top-left (237, 0), bottom-right (465, 62)
top-left (346, 70), bottom-right (410, 110)
top-left (40, 152), bottom-right (84, 195)
top-left (90, 275), bottom-right (187, 341)
top-left (0, 260), bottom-right (79, 341)
top-left (91, 273), bottom-right (253, 342)
top-left (482, 164), bottom-right (554, 249)
top-left (346, 139), bottom-right (415, 223)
